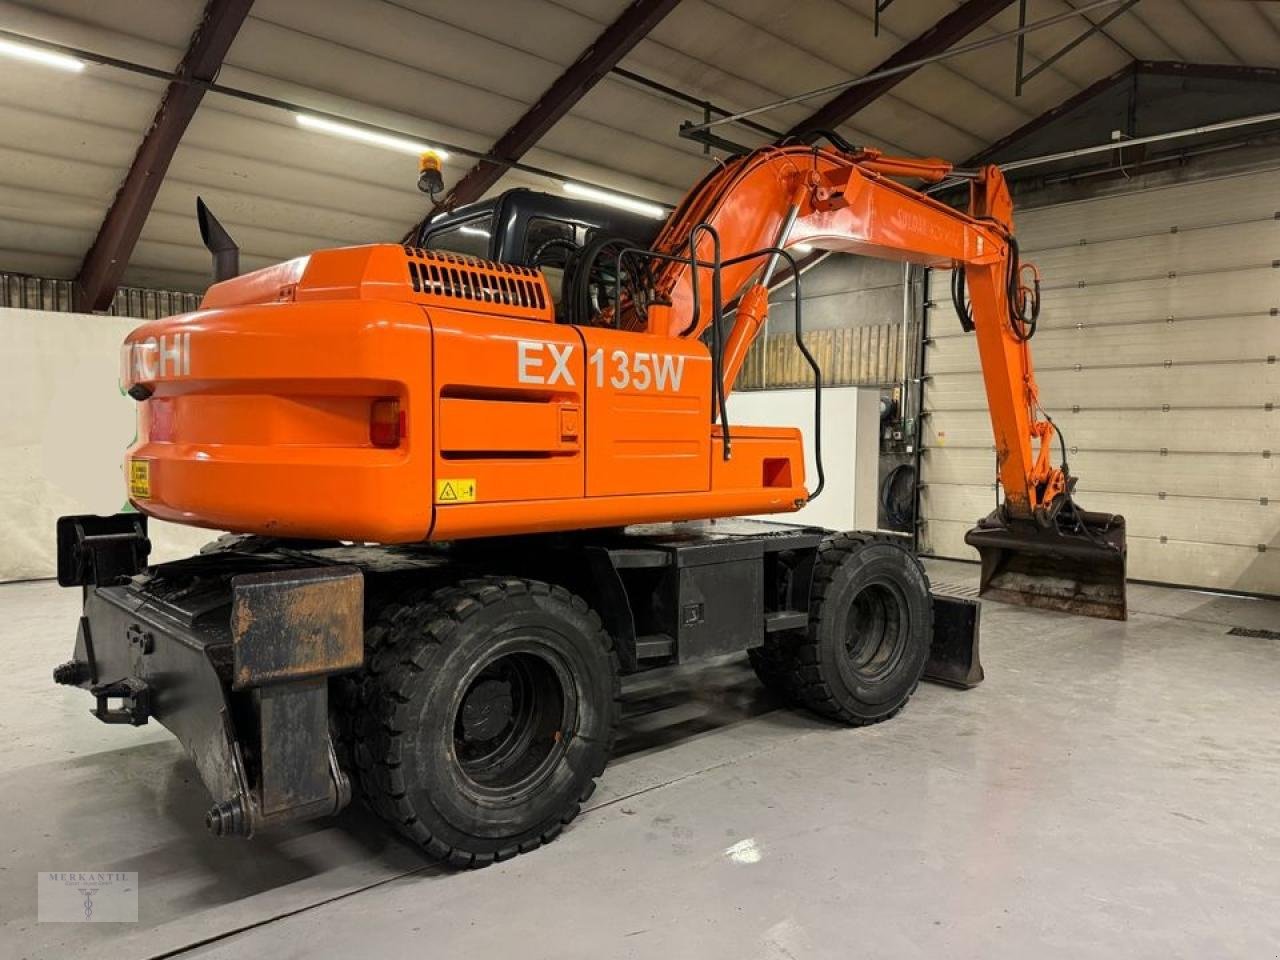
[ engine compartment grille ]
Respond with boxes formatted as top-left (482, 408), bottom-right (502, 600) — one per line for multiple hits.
top-left (402, 247), bottom-right (551, 321)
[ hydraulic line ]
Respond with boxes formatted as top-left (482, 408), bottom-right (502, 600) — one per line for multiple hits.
top-left (950, 228), bottom-right (1039, 341)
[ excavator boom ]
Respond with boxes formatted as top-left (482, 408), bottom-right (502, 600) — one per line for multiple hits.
top-left (624, 141), bottom-right (1126, 618)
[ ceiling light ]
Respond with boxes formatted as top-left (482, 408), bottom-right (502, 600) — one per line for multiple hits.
top-left (0, 38), bottom-right (84, 72)
top-left (562, 182), bottom-right (667, 219)
top-left (792, 243), bottom-right (814, 255)
top-left (295, 114), bottom-right (449, 160)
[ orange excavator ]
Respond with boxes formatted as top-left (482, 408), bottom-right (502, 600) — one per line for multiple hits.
top-left (55, 136), bottom-right (1124, 865)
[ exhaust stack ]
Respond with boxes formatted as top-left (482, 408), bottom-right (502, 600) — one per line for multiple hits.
top-left (197, 197), bottom-right (239, 282)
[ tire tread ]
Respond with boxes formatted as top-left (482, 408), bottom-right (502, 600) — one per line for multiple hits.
top-left (338, 576), bottom-right (619, 868)
top-left (760, 532), bottom-right (933, 726)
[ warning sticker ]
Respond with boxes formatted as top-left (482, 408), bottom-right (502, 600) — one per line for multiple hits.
top-left (128, 459), bottom-right (151, 499)
top-left (435, 478), bottom-right (477, 504)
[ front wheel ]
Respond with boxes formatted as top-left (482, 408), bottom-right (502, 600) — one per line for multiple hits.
top-left (766, 533), bottom-right (933, 726)
top-left (346, 577), bottom-right (619, 867)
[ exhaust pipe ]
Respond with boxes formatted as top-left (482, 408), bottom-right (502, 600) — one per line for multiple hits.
top-left (197, 197), bottom-right (239, 282)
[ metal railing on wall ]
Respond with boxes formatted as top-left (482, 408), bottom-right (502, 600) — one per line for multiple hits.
top-left (735, 320), bottom-right (919, 390)
top-left (0, 272), bottom-right (201, 320)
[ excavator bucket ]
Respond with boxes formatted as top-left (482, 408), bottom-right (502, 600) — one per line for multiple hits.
top-left (964, 507), bottom-right (1127, 621)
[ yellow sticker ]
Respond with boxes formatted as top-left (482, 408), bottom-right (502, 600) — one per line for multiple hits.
top-left (435, 478), bottom-right (476, 503)
top-left (128, 459), bottom-right (151, 499)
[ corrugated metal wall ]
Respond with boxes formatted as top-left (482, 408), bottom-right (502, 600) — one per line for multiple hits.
top-left (0, 273), bottom-right (201, 320)
top-left (921, 168), bottom-right (1279, 595)
top-left (736, 255), bottom-right (921, 391)
top-left (736, 321), bottom-right (912, 390)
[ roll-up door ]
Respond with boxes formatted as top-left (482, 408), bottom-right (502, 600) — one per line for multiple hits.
top-left (921, 169), bottom-right (1278, 595)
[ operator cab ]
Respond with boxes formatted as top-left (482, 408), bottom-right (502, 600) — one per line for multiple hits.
top-left (414, 189), bottom-right (662, 320)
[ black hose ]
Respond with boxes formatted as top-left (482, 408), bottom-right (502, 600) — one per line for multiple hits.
top-left (1042, 408), bottom-right (1069, 477)
top-left (879, 463), bottom-right (915, 530)
top-left (530, 237), bottom-right (578, 268)
top-left (950, 263), bottom-right (974, 332)
top-left (565, 233), bottom-right (653, 327)
top-left (1006, 235), bottom-right (1040, 342)
top-left (950, 228), bottom-right (1040, 340)
top-left (690, 224), bottom-right (730, 457)
top-left (722, 245), bottom-right (823, 502)
top-left (787, 129), bottom-right (861, 153)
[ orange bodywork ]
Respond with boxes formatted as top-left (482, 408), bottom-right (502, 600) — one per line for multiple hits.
top-left (122, 245), bottom-right (805, 542)
top-left (122, 143), bottom-right (1065, 542)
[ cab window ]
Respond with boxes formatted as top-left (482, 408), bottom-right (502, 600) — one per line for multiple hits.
top-left (424, 215), bottom-right (493, 258)
top-left (525, 218), bottom-right (577, 314)
top-left (525, 217), bottom-right (575, 262)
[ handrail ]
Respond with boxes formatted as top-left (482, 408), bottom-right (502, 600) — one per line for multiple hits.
top-left (609, 234), bottom-right (824, 503)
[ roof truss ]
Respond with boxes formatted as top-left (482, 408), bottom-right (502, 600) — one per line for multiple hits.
top-left (412, 0), bottom-right (684, 233)
top-left (74, 0), bottom-right (254, 311)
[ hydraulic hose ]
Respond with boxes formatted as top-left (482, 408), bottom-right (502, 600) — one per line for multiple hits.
top-left (949, 230), bottom-right (1040, 340)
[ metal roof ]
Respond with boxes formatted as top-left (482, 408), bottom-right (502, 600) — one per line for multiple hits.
top-left (0, 0), bottom-right (1277, 294)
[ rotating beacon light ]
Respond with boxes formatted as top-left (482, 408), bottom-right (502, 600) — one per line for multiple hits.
top-left (418, 150), bottom-right (445, 198)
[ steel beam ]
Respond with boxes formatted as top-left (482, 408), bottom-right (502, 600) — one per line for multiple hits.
top-left (968, 60), bottom-right (1280, 166)
top-left (74, 0), bottom-right (253, 312)
top-left (785, 0), bottom-right (1016, 138)
top-left (416, 0), bottom-right (682, 228)
top-left (1016, 0), bottom-right (1141, 94)
top-left (0, 25), bottom-right (671, 226)
top-left (874, 0), bottom-right (897, 37)
top-left (972, 62), bottom-right (1137, 165)
top-left (1138, 60), bottom-right (1280, 83)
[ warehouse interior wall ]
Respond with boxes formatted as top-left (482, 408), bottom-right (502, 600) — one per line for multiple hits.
top-left (737, 254), bottom-right (923, 393)
top-left (0, 308), bottom-right (215, 581)
top-left (920, 162), bottom-right (1279, 596)
top-left (728, 386), bottom-right (879, 532)
top-left (767, 255), bottom-right (907, 334)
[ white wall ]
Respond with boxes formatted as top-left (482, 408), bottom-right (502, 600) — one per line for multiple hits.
top-left (0, 309), bottom-right (216, 582)
top-left (728, 386), bottom-right (879, 532)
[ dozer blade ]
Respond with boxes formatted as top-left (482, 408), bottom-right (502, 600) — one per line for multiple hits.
top-left (964, 508), bottom-right (1127, 621)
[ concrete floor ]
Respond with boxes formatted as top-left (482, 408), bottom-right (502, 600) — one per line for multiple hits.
top-left (3, 561), bottom-right (1278, 960)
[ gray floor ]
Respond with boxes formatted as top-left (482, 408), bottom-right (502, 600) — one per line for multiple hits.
top-left (3, 561), bottom-right (1278, 960)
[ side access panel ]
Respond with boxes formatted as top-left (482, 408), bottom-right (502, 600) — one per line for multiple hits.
top-left (601, 520), bottom-right (825, 666)
top-left (430, 310), bottom-right (585, 513)
top-left (659, 538), bottom-right (765, 659)
top-left (579, 327), bottom-right (712, 497)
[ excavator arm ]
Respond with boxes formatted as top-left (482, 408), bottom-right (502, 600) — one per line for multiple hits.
top-left (623, 142), bottom-right (1126, 619)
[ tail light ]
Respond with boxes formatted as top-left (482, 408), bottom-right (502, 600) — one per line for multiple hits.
top-left (370, 398), bottom-right (405, 448)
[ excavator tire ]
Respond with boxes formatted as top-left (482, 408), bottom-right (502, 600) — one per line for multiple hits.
top-left (340, 577), bottom-right (619, 868)
top-left (762, 532), bottom-right (933, 726)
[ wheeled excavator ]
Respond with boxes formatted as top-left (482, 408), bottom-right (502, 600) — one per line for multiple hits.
top-left (54, 136), bottom-right (1125, 865)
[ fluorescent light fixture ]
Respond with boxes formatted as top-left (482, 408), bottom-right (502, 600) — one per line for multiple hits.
top-left (0, 37), bottom-right (84, 72)
top-left (562, 182), bottom-right (667, 219)
top-left (295, 114), bottom-right (449, 160)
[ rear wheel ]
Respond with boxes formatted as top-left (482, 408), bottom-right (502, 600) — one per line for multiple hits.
top-left (344, 577), bottom-right (618, 867)
top-left (762, 533), bottom-right (932, 725)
